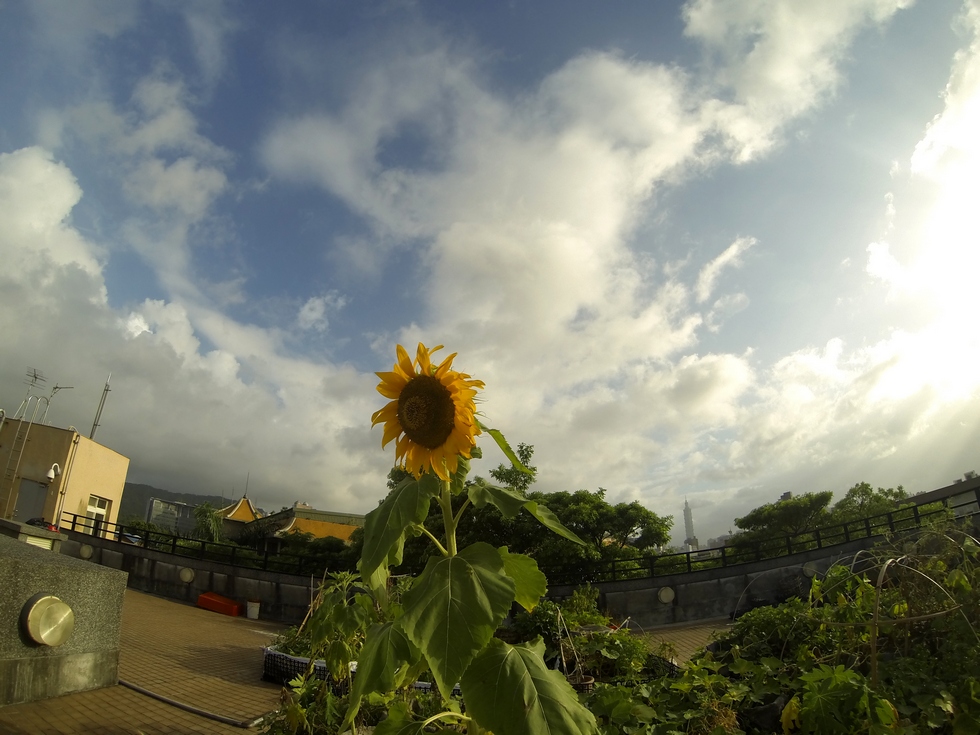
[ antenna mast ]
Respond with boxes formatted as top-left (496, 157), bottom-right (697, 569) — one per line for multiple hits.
top-left (90, 373), bottom-right (111, 440)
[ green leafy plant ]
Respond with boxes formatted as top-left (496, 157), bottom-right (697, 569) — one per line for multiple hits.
top-left (345, 341), bottom-right (598, 735)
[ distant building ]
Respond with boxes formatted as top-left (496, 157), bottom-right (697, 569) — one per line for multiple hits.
top-left (144, 497), bottom-right (196, 535)
top-left (683, 499), bottom-right (698, 549)
top-left (257, 502), bottom-right (365, 543)
top-left (0, 420), bottom-right (129, 535)
top-left (707, 533), bottom-right (732, 548)
top-left (218, 495), bottom-right (264, 539)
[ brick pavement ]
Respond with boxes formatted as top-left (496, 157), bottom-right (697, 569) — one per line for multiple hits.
top-left (641, 618), bottom-right (731, 663)
top-left (0, 590), bottom-right (285, 735)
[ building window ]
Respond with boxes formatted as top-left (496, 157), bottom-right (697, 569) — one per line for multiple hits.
top-left (86, 494), bottom-right (111, 537)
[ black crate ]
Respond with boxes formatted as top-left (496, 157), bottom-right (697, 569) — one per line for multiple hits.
top-left (262, 647), bottom-right (329, 685)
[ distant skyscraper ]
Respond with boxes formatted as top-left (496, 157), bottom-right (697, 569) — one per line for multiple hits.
top-left (683, 499), bottom-right (698, 548)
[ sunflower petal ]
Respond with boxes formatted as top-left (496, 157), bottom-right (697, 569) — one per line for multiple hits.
top-left (433, 352), bottom-right (457, 379)
top-left (396, 344), bottom-right (414, 377)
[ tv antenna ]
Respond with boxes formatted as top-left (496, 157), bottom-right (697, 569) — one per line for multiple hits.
top-left (90, 373), bottom-right (111, 440)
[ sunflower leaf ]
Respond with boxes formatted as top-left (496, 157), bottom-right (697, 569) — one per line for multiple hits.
top-left (468, 479), bottom-right (526, 517)
top-left (499, 548), bottom-right (547, 611)
top-left (460, 637), bottom-right (598, 735)
top-left (399, 542), bottom-right (516, 700)
top-left (477, 421), bottom-right (533, 475)
top-left (342, 622), bottom-right (421, 732)
top-left (450, 455), bottom-right (471, 495)
top-left (468, 479), bottom-right (586, 546)
top-left (361, 473), bottom-right (440, 580)
top-left (523, 500), bottom-right (586, 546)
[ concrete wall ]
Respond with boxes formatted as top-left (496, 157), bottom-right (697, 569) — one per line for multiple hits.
top-left (59, 531), bottom-right (317, 624)
top-left (58, 435), bottom-right (129, 529)
top-left (550, 536), bottom-right (880, 628)
top-left (0, 421), bottom-right (73, 522)
top-left (0, 530), bottom-right (128, 707)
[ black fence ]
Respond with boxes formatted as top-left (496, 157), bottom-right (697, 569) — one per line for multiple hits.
top-left (541, 487), bottom-right (980, 586)
top-left (59, 484), bottom-right (980, 586)
top-left (59, 513), bottom-right (326, 576)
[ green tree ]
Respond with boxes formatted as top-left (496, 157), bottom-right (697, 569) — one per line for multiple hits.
top-left (828, 481), bottom-right (908, 523)
top-left (734, 491), bottom-right (833, 538)
top-left (489, 442), bottom-right (537, 493)
top-left (192, 501), bottom-right (223, 542)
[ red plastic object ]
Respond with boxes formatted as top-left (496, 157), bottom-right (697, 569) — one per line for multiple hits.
top-left (196, 592), bottom-right (242, 617)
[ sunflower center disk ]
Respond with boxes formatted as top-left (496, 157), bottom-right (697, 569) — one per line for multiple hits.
top-left (397, 375), bottom-right (456, 449)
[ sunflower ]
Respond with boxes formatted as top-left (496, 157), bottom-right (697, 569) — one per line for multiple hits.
top-left (371, 342), bottom-right (484, 481)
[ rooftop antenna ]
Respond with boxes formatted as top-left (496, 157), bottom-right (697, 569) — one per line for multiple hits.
top-left (41, 383), bottom-right (73, 424)
top-left (14, 368), bottom-right (46, 417)
top-left (90, 373), bottom-right (111, 440)
top-left (244, 471), bottom-right (250, 498)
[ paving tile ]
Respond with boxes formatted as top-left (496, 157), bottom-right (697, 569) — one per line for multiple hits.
top-left (0, 590), bottom-right (286, 735)
top-left (642, 617), bottom-right (731, 663)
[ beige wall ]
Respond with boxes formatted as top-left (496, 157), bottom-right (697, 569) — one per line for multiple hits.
top-left (60, 436), bottom-right (129, 528)
top-left (0, 421), bottom-right (128, 528)
top-left (0, 422), bottom-right (72, 521)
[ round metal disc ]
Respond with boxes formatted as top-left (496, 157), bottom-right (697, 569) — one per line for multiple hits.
top-left (24, 595), bottom-right (75, 646)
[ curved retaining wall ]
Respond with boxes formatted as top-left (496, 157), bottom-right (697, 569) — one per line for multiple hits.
top-left (59, 532), bottom-right (316, 624)
top-left (549, 536), bottom-right (882, 628)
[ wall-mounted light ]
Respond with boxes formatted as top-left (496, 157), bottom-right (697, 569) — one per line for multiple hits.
top-left (46, 463), bottom-right (62, 482)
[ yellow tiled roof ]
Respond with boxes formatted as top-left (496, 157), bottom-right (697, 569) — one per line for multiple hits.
top-left (219, 496), bottom-right (261, 523)
top-left (278, 516), bottom-right (358, 542)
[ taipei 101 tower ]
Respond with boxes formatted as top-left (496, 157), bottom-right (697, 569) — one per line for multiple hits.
top-left (683, 499), bottom-right (698, 549)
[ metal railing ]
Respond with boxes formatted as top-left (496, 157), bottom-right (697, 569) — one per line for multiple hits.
top-left (542, 487), bottom-right (980, 586)
top-left (59, 483), bottom-right (980, 586)
top-left (59, 513), bottom-right (333, 577)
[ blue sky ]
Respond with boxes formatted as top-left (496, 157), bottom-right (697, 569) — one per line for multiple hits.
top-left (1, 0), bottom-right (978, 543)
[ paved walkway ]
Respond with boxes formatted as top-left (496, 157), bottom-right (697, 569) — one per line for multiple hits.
top-left (0, 590), bottom-right (285, 735)
top-left (0, 590), bottom-right (729, 734)
top-left (639, 618), bottom-right (731, 663)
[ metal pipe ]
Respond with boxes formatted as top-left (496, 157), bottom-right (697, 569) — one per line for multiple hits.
top-left (54, 431), bottom-right (81, 526)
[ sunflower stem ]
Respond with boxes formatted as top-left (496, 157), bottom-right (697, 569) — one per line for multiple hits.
top-left (416, 525), bottom-right (449, 557)
top-left (440, 478), bottom-right (457, 556)
top-left (453, 498), bottom-right (471, 527)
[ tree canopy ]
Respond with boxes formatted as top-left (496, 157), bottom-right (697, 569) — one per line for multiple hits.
top-left (732, 482), bottom-right (911, 545)
top-left (734, 492), bottom-right (834, 537)
top-left (390, 444), bottom-right (672, 572)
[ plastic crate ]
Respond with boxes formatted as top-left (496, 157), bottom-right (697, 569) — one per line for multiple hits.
top-left (262, 647), bottom-right (329, 685)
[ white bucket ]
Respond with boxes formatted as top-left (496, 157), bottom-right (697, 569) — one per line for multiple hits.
top-left (246, 600), bottom-right (260, 620)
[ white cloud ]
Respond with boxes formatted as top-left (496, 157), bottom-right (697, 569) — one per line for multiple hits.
top-left (125, 157), bottom-right (227, 219)
top-left (696, 236), bottom-right (755, 303)
top-left (0, 147), bottom-right (104, 285)
top-left (0, 146), bottom-right (388, 513)
top-left (685, 0), bottom-right (914, 160)
top-left (179, 1), bottom-right (240, 87)
top-left (297, 293), bottom-right (347, 332)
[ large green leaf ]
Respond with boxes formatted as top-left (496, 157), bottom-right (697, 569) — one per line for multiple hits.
top-left (350, 622), bottom-right (420, 698)
top-left (342, 622), bottom-right (420, 731)
top-left (469, 480), bottom-right (585, 546)
top-left (499, 548), bottom-right (547, 611)
top-left (399, 542), bottom-right (516, 700)
top-left (361, 473), bottom-right (440, 579)
top-left (323, 639), bottom-right (351, 681)
top-left (523, 500), bottom-right (586, 546)
top-left (469, 479), bottom-right (527, 517)
top-left (461, 637), bottom-right (598, 735)
top-left (450, 455), bottom-right (471, 495)
top-left (478, 421), bottom-right (533, 476)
